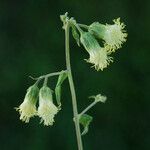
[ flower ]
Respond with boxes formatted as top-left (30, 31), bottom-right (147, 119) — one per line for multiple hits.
top-left (86, 48), bottom-right (113, 71)
top-left (16, 85), bottom-right (39, 123)
top-left (38, 86), bottom-right (58, 126)
top-left (80, 32), bottom-right (113, 71)
top-left (89, 18), bottom-right (127, 52)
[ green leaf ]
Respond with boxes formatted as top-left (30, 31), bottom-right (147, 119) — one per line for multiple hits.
top-left (55, 86), bottom-right (62, 108)
top-left (56, 71), bottom-right (68, 87)
top-left (55, 72), bottom-right (68, 107)
top-left (71, 25), bottom-right (80, 46)
top-left (79, 114), bottom-right (93, 136)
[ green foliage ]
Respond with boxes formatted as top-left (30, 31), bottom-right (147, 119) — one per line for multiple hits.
top-left (55, 71), bottom-right (68, 108)
top-left (79, 114), bottom-right (93, 136)
top-left (71, 25), bottom-right (80, 46)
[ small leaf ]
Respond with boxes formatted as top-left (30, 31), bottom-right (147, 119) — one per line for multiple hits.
top-left (55, 86), bottom-right (61, 108)
top-left (71, 25), bottom-right (80, 46)
top-left (79, 114), bottom-right (93, 136)
top-left (56, 71), bottom-right (68, 87)
top-left (55, 71), bottom-right (68, 107)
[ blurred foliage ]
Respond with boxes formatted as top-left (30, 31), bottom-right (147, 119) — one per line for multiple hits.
top-left (0, 0), bottom-right (150, 150)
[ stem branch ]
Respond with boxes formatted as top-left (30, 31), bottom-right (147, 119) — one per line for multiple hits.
top-left (29, 70), bottom-right (67, 81)
top-left (80, 101), bottom-right (98, 116)
top-left (78, 24), bottom-right (89, 30)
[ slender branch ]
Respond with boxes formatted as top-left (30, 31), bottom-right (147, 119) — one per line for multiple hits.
top-left (80, 101), bottom-right (98, 116)
top-left (65, 22), bottom-right (83, 150)
top-left (29, 70), bottom-right (68, 81)
top-left (78, 24), bottom-right (89, 30)
top-left (43, 77), bottom-right (48, 86)
top-left (74, 23), bottom-right (84, 34)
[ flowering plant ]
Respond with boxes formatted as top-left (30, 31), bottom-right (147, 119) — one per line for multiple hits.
top-left (16, 12), bottom-right (127, 150)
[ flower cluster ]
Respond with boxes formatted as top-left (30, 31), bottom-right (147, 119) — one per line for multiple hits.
top-left (16, 85), bottom-right (58, 126)
top-left (75, 17), bottom-right (127, 71)
top-left (89, 18), bottom-right (127, 53)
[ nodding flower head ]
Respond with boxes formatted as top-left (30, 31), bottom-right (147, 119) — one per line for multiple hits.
top-left (80, 32), bottom-right (113, 71)
top-left (38, 86), bottom-right (58, 126)
top-left (86, 48), bottom-right (113, 71)
top-left (16, 85), bottom-right (39, 123)
top-left (89, 18), bottom-right (127, 52)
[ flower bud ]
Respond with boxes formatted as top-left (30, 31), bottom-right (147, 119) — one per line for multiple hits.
top-left (90, 94), bottom-right (107, 103)
top-left (94, 94), bottom-right (107, 103)
top-left (89, 18), bottom-right (127, 52)
top-left (38, 86), bottom-right (58, 126)
top-left (80, 32), bottom-right (113, 71)
top-left (16, 85), bottom-right (39, 123)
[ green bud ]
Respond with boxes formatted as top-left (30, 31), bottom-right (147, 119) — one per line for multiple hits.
top-left (89, 94), bottom-right (107, 103)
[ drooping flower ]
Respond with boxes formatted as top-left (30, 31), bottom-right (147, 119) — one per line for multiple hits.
top-left (80, 32), bottom-right (113, 71)
top-left (16, 85), bottom-right (39, 123)
top-left (86, 48), bottom-right (113, 71)
top-left (89, 18), bottom-right (127, 52)
top-left (38, 86), bottom-right (58, 126)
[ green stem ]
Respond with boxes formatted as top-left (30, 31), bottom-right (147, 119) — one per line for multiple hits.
top-left (65, 22), bottom-right (83, 150)
top-left (74, 23), bottom-right (84, 34)
top-left (29, 70), bottom-right (67, 80)
top-left (43, 77), bottom-right (48, 86)
top-left (78, 24), bottom-right (89, 30)
top-left (80, 101), bottom-right (98, 116)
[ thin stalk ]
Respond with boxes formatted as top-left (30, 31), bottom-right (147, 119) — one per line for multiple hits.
top-left (65, 22), bottom-right (83, 150)
top-left (29, 70), bottom-right (67, 81)
top-left (43, 77), bottom-right (48, 86)
top-left (74, 23), bottom-right (84, 34)
top-left (80, 101), bottom-right (98, 116)
top-left (78, 24), bottom-right (89, 30)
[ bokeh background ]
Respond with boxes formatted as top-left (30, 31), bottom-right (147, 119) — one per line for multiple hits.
top-left (0, 0), bottom-right (150, 150)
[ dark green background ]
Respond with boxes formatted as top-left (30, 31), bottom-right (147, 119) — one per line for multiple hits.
top-left (0, 0), bottom-right (150, 150)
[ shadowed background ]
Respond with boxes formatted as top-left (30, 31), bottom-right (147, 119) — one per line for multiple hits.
top-left (0, 0), bottom-right (150, 150)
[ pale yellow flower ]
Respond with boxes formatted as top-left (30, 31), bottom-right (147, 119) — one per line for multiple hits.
top-left (16, 100), bottom-right (37, 123)
top-left (86, 48), bottom-right (113, 71)
top-left (103, 18), bottom-right (127, 52)
top-left (80, 32), bottom-right (113, 71)
top-left (38, 100), bottom-right (58, 126)
top-left (89, 18), bottom-right (127, 52)
top-left (38, 86), bottom-right (58, 126)
top-left (16, 85), bottom-right (39, 123)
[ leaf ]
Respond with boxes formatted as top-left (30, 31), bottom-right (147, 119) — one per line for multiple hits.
top-left (55, 86), bottom-right (62, 108)
top-left (56, 71), bottom-right (68, 87)
top-left (55, 72), bottom-right (68, 107)
top-left (71, 25), bottom-right (80, 46)
top-left (79, 114), bottom-right (93, 136)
